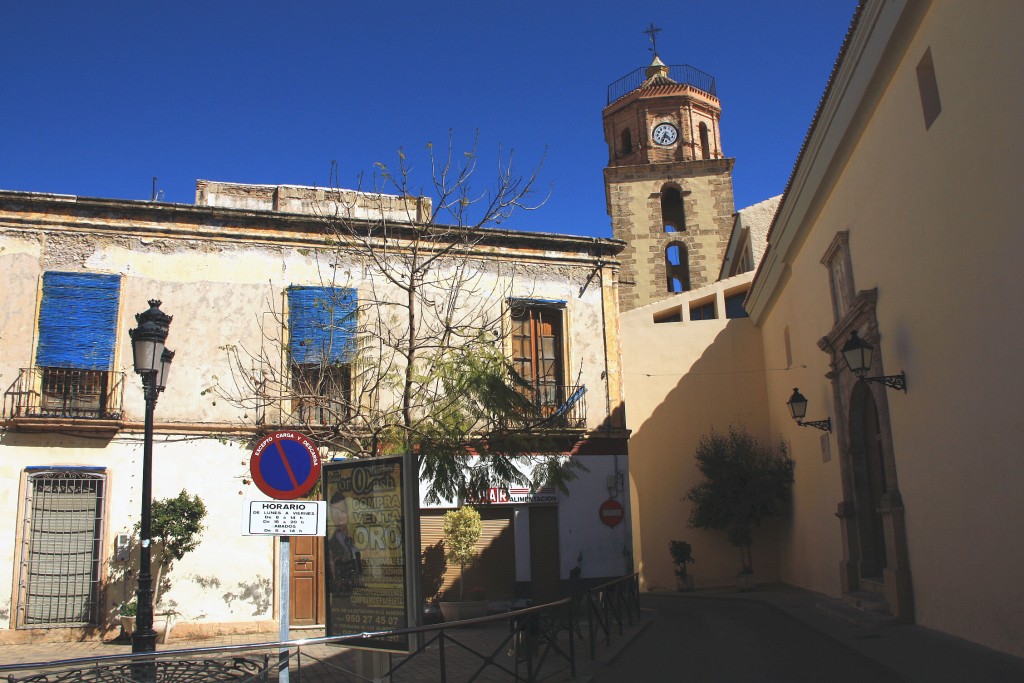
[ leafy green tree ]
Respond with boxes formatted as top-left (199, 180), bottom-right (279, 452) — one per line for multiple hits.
top-left (141, 490), bottom-right (207, 609)
top-left (442, 505), bottom-right (482, 601)
top-left (684, 428), bottom-right (794, 574)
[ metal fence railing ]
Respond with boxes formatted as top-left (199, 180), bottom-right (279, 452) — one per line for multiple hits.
top-left (0, 573), bottom-right (642, 683)
top-left (607, 64), bottom-right (717, 104)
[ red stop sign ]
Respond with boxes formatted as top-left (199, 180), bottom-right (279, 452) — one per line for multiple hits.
top-left (599, 498), bottom-right (625, 527)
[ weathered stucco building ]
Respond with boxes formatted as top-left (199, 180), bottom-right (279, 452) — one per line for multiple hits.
top-left (0, 183), bottom-right (631, 642)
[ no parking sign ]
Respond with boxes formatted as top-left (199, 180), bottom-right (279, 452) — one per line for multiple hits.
top-left (249, 431), bottom-right (322, 500)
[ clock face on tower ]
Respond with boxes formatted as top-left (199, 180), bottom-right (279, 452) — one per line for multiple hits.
top-left (652, 122), bottom-right (678, 146)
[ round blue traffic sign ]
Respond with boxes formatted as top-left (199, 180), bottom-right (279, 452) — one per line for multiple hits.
top-left (250, 431), bottom-right (322, 500)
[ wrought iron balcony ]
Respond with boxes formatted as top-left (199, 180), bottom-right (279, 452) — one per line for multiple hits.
top-left (3, 367), bottom-right (125, 422)
top-left (519, 383), bottom-right (588, 430)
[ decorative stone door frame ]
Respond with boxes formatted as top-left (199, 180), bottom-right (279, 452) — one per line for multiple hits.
top-left (817, 233), bottom-right (914, 623)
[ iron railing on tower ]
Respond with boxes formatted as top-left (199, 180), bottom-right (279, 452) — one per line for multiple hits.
top-left (607, 64), bottom-right (717, 104)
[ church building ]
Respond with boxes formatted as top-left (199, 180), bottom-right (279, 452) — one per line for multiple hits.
top-left (619, 0), bottom-right (1024, 660)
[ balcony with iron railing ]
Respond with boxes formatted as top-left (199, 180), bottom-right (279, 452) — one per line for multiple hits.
top-left (607, 64), bottom-right (717, 104)
top-left (3, 367), bottom-right (125, 430)
top-left (516, 383), bottom-right (588, 431)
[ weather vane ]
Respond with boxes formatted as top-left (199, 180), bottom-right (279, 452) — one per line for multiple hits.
top-left (644, 22), bottom-right (662, 57)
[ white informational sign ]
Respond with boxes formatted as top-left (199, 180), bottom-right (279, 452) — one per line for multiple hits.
top-left (244, 500), bottom-right (327, 536)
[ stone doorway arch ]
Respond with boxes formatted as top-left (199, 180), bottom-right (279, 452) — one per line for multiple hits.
top-left (818, 289), bottom-right (914, 623)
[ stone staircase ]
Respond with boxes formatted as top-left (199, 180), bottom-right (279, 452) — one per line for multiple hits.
top-left (816, 579), bottom-right (898, 628)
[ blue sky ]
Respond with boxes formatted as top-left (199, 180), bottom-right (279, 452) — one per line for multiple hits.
top-left (1, 1), bottom-right (857, 238)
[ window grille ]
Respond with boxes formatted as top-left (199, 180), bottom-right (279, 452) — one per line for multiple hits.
top-left (19, 469), bottom-right (106, 628)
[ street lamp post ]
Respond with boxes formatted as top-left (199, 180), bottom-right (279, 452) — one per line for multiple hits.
top-left (128, 300), bottom-right (173, 668)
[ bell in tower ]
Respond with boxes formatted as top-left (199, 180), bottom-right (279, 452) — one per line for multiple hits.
top-left (603, 26), bottom-right (736, 312)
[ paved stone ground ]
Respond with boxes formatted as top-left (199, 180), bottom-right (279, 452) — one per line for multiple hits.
top-left (8, 584), bottom-right (1018, 683)
top-left (0, 611), bottom-right (636, 682)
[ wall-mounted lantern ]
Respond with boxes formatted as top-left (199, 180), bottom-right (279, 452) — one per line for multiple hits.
top-left (786, 388), bottom-right (832, 432)
top-left (841, 330), bottom-right (907, 391)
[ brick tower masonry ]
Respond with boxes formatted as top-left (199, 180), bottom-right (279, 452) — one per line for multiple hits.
top-left (603, 55), bottom-right (736, 312)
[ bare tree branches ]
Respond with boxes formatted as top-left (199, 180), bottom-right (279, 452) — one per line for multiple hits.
top-left (212, 134), bottom-right (578, 502)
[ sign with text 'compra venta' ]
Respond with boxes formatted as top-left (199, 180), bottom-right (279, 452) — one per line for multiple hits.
top-left (323, 456), bottom-right (409, 652)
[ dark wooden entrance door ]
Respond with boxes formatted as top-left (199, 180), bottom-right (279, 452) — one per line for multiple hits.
top-left (860, 388), bottom-right (888, 578)
top-left (289, 535), bottom-right (324, 626)
top-left (529, 506), bottom-right (562, 603)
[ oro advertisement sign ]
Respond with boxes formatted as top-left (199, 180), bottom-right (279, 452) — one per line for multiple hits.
top-left (323, 456), bottom-right (408, 651)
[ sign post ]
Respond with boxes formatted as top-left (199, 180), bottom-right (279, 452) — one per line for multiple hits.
top-left (247, 432), bottom-right (324, 683)
top-left (279, 537), bottom-right (290, 683)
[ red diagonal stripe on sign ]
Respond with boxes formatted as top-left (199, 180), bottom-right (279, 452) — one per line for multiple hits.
top-left (273, 436), bottom-right (300, 489)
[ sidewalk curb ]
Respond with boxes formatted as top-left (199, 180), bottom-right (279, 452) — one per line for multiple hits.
top-left (571, 608), bottom-right (654, 682)
top-left (596, 608), bottom-right (655, 666)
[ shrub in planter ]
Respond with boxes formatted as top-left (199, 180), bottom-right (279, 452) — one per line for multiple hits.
top-left (684, 428), bottom-right (794, 588)
top-left (669, 541), bottom-right (695, 591)
top-left (120, 599), bottom-right (138, 617)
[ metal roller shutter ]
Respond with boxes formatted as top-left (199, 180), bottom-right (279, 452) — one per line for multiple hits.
top-left (420, 507), bottom-right (515, 601)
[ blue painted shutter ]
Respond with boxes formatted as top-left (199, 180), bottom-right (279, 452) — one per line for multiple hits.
top-left (287, 287), bottom-right (357, 364)
top-left (36, 272), bottom-right (121, 370)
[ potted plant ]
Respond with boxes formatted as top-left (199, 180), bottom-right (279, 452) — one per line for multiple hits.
top-left (119, 599), bottom-right (137, 636)
top-left (124, 490), bottom-right (206, 640)
top-left (684, 428), bottom-right (794, 592)
top-left (439, 505), bottom-right (488, 621)
top-left (669, 541), bottom-right (695, 591)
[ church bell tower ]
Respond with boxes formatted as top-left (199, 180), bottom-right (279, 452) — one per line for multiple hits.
top-left (604, 31), bottom-right (736, 312)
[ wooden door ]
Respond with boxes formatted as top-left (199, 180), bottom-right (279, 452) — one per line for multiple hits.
top-left (289, 535), bottom-right (324, 626)
top-left (529, 506), bottom-right (561, 603)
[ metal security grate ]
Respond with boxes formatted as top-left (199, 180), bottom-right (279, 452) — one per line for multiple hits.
top-left (20, 469), bottom-right (106, 628)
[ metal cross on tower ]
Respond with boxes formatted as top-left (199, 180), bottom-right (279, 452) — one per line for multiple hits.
top-left (644, 22), bottom-right (662, 56)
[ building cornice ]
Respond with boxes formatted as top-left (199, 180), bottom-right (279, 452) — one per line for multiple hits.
top-left (0, 190), bottom-right (624, 264)
top-left (603, 158), bottom-right (734, 180)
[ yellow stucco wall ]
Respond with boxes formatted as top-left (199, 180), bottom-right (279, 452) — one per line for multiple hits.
top-left (622, 276), bottom-right (776, 590)
top-left (751, 1), bottom-right (1024, 657)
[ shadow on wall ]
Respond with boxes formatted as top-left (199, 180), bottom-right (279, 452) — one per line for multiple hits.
top-left (421, 541), bottom-right (447, 602)
top-left (0, 430), bottom-right (117, 449)
top-left (625, 318), bottom-right (782, 590)
top-left (427, 524), bottom-right (516, 603)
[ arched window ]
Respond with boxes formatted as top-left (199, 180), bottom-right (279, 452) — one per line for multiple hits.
top-left (665, 241), bottom-right (690, 292)
top-left (661, 185), bottom-right (686, 232)
top-left (699, 122), bottom-right (710, 160)
top-left (620, 129), bottom-right (632, 156)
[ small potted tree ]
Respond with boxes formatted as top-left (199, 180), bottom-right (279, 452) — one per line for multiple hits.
top-left (143, 490), bottom-right (207, 641)
top-left (439, 505), bottom-right (487, 622)
top-left (119, 598), bottom-right (137, 637)
top-left (669, 541), bottom-right (695, 591)
top-left (684, 428), bottom-right (794, 592)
